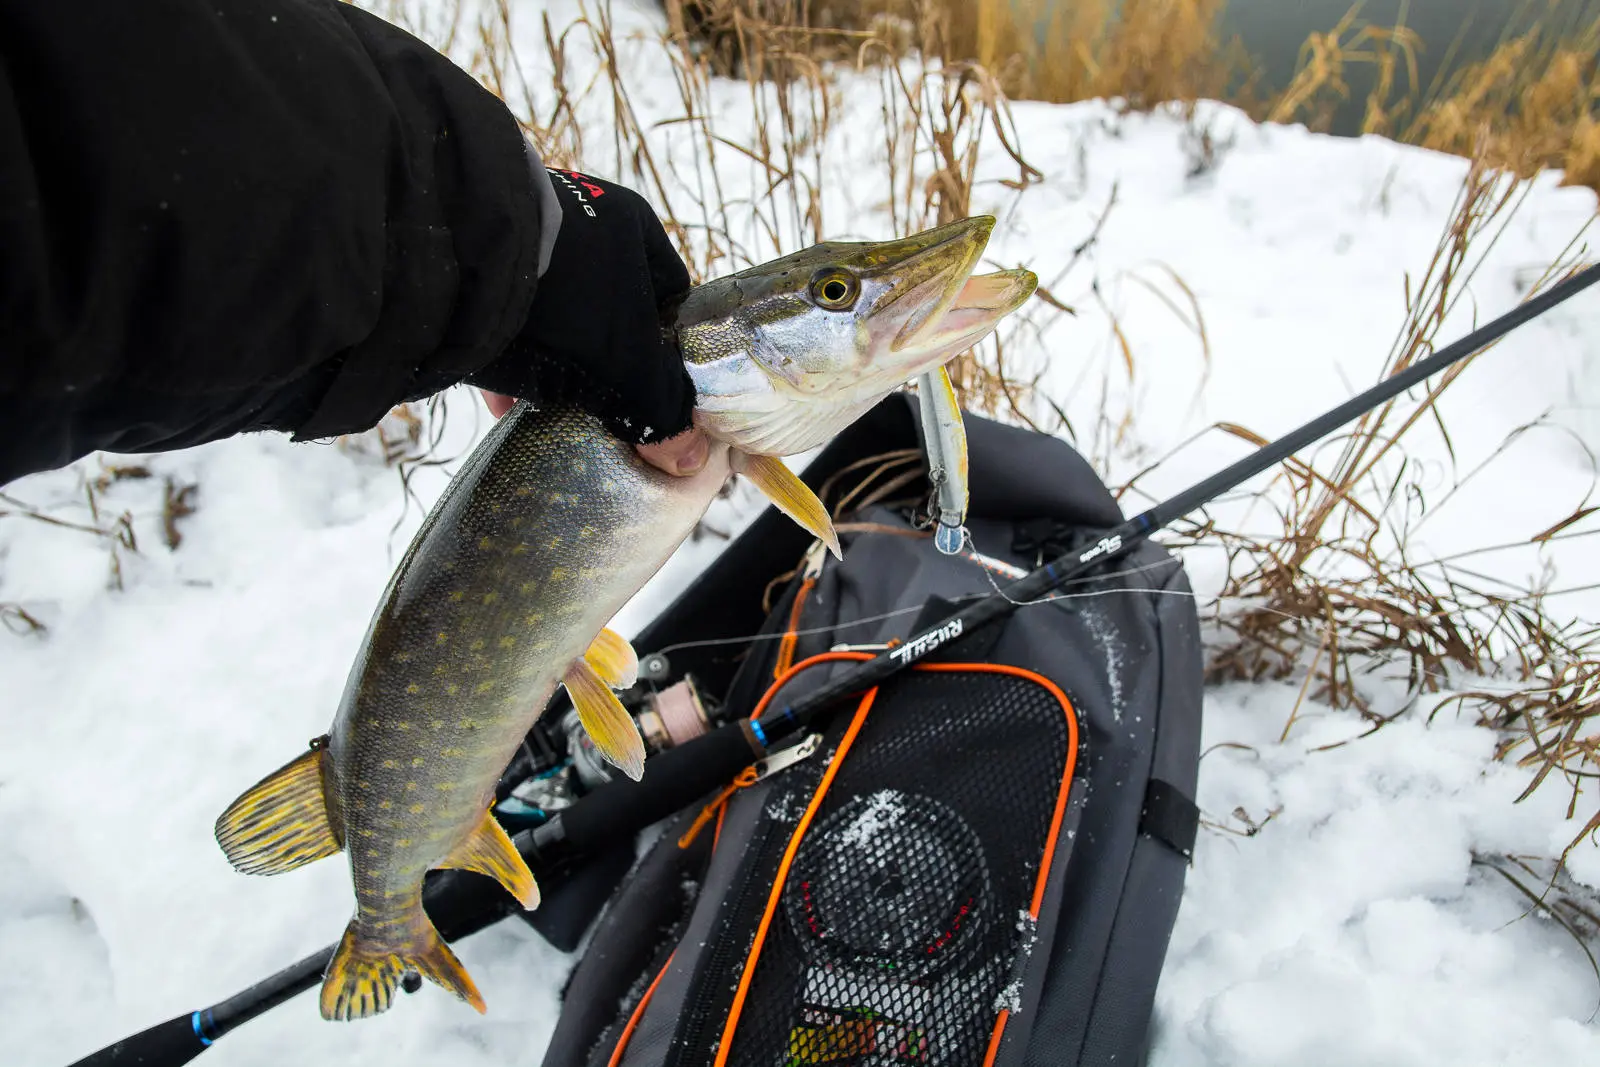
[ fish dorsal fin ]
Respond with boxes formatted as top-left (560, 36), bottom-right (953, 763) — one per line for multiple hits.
top-left (437, 808), bottom-right (540, 910)
top-left (215, 739), bottom-right (341, 875)
top-left (563, 657), bottom-right (647, 781)
top-left (585, 627), bottom-right (639, 688)
top-left (732, 452), bottom-right (842, 560)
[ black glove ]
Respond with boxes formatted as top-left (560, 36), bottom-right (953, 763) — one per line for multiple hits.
top-left (468, 169), bottom-right (694, 444)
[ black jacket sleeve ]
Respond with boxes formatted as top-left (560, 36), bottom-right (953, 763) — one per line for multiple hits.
top-left (0, 0), bottom-right (545, 486)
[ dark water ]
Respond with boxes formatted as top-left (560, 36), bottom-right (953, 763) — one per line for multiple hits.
top-left (1222, 0), bottom-right (1600, 134)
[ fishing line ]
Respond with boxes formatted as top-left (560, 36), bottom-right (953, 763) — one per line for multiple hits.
top-left (650, 552), bottom-right (1314, 658)
top-left (74, 249), bottom-right (1600, 1067)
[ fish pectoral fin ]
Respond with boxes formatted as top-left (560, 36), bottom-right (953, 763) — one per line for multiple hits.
top-left (563, 658), bottom-right (647, 782)
top-left (215, 739), bottom-right (340, 875)
top-left (320, 915), bottom-right (484, 1020)
top-left (437, 809), bottom-right (540, 910)
top-left (732, 452), bottom-right (842, 560)
top-left (584, 626), bottom-right (639, 689)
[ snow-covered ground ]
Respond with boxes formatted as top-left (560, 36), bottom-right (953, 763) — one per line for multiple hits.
top-left (4, 2), bottom-right (1599, 1064)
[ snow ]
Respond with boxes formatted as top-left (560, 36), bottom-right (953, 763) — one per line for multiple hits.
top-left (4, 1), bottom-right (1600, 1064)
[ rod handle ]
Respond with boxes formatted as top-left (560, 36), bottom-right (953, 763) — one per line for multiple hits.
top-left (66, 1012), bottom-right (212, 1067)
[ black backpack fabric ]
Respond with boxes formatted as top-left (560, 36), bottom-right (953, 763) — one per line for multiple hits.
top-left (539, 398), bottom-right (1203, 1067)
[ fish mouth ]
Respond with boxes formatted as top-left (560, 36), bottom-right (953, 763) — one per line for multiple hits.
top-left (878, 216), bottom-right (1035, 354)
top-left (909, 268), bottom-right (1038, 353)
top-left (874, 216), bottom-right (994, 352)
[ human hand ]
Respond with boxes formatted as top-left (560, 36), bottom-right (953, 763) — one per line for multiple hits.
top-left (480, 389), bottom-right (710, 477)
top-left (467, 168), bottom-right (696, 448)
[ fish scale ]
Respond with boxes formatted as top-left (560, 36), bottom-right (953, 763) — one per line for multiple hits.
top-left (213, 215), bottom-right (1037, 1021)
top-left (332, 403), bottom-right (729, 908)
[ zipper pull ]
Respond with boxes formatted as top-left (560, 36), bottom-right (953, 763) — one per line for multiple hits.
top-left (676, 733), bottom-right (823, 850)
top-left (801, 538), bottom-right (828, 580)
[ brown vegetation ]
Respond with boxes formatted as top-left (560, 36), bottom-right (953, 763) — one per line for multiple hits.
top-left (676, 0), bottom-right (1600, 194)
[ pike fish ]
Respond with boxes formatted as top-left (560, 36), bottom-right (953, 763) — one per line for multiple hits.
top-left (214, 215), bottom-right (1035, 1021)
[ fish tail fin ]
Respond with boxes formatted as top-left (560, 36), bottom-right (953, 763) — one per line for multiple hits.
top-left (406, 924), bottom-right (485, 1014)
top-left (216, 738), bottom-right (340, 875)
top-left (320, 914), bottom-right (485, 1021)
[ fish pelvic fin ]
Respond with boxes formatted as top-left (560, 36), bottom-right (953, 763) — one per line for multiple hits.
top-left (731, 452), bottom-right (842, 560)
top-left (563, 657), bottom-right (646, 781)
top-left (215, 738), bottom-right (340, 875)
top-left (320, 913), bottom-right (485, 1021)
top-left (584, 626), bottom-right (639, 688)
top-left (438, 808), bottom-right (541, 910)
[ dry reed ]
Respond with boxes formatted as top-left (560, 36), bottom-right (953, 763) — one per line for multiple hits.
top-left (1191, 151), bottom-right (1600, 865)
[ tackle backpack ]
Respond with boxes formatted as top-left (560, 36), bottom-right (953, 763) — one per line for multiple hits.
top-left (538, 398), bottom-right (1203, 1067)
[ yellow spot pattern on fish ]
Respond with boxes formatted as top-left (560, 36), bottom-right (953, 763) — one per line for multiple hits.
top-left (474, 681), bottom-right (495, 694)
top-left (481, 591), bottom-right (498, 606)
top-left (378, 800), bottom-right (393, 809)
top-left (446, 683), bottom-right (460, 696)
top-left (550, 567), bottom-right (569, 581)
top-left (436, 632), bottom-right (449, 645)
top-left (406, 683), bottom-right (420, 695)
top-left (429, 719), bottom-right (446, 730)
top-left (479, 536), bottom-right (493, 550)
top-left (409, 803), bottom-right (426, 814)
top-left (434, 782), bottom-right (457, 792)
top-left (381, 759), bottom-right (399, 770)
top-left (498, 636), bottom-right (517, 649)
top-left (449, 591), bottom-right (465, 603)
top-left (410, 756), bottom-right (424, 767)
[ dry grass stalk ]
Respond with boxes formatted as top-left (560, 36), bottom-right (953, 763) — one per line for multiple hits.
top-left (337, 403), bottom-right (428, 466)
top-left (0, 603), bottom-right (45, 636)
top-left (672, 0), bottom-right (1600, 195)
top-left (161, 477), bottom-right (199, 551)
top-left (1, 482), bottom-right (139, 593)
top-left (1265, 6), bottom-right (1423, 135)
top-left (1405, 9), bottom-right (1600, 190)
top-left (1193, 151), bottom-right (1600, 862)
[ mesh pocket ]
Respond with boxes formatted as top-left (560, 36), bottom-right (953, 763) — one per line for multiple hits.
top-left (722, 668), bottom-right (1076, 1067)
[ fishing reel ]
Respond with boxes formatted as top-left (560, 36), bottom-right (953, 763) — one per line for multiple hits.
top-left (493, 654), bottom-right (720, 827)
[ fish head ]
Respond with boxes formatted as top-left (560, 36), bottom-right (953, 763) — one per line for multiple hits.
top-left (678, 216), bottom-right (1037, 455)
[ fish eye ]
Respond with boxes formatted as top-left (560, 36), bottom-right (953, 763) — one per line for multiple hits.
top-left (809, 269), bottom-right (860, 310)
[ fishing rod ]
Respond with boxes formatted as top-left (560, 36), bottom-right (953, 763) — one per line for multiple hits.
top-left (68, 262), bottom-right (1600, 1067)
